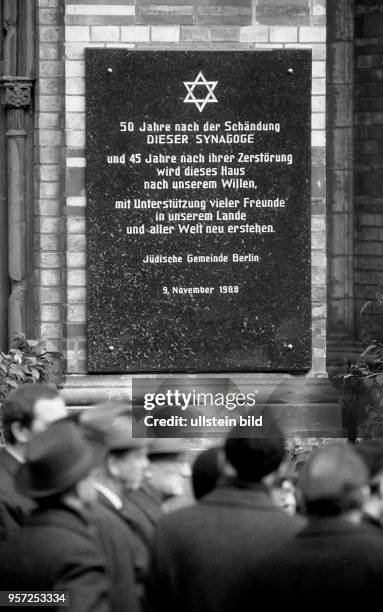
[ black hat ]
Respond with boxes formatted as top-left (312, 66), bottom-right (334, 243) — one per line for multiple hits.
top-left (16, 420), bottom-right (96, 498)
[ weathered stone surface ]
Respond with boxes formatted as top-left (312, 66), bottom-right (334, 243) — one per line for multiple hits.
top-left (256, 0), bottom-right (310, 26)
top-left (137, 0), bottom-right (194, 25)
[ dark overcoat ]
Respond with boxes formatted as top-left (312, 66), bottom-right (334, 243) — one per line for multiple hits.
top-left (0, 504), bottom-right (111, 612)
top-left (113, 482), bottom-right (165, 579)
top-left (0, 448), bottom-right (35, 536)
top-left (245, 517), bottom-right (383, 607)
top-left (91, 501), bottom-right (141, 612)
top-left (123, 483), bottom-right (164, 547)
top-left (96, 491), bottom-right (149, 609)
top-left (148, 479), bottom-right (305, 612)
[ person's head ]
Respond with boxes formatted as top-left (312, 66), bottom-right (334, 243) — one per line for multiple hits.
top-left (108, 446), bottom-right (149, 492)
top-left (146, 439), bottom-right (191, 499)
top-left (79, 403), bottom-right (149, 492)
top-left (224, 423), bottom-right (285, 483)
top-left (299, 443), bottom-right (369, 518)
top-left (270, 476), bottom-right (297, 516)
top-left (191, 446), bottom-right (224, 500)
top-left (15, 419), bottom-right (97, 507)
top-left (355, 439), bottom-right (383, 521)
top-left (94, 415), bottom-right (149, 491)
top-left (1, 383), bottom-right (67, 447)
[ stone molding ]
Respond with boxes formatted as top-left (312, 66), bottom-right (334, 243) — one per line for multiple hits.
top-left (0, 78), bottom-right (33, 110)
top-left (326, 0), bottom-right (355, 338)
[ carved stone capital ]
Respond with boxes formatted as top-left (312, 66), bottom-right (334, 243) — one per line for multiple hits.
top-left (1, 81), bottom-right (33, 109)
top-left (3, 17), bottom-right (17, 31)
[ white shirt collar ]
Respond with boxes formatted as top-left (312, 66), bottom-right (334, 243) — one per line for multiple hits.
top-left (5, 445), bottom-right (25, 464)
top-left (95, 482), bottom-right (123, 510)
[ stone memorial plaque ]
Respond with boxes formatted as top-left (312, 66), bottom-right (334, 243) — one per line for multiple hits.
top-left (85, 50), bottom-right (311, 373)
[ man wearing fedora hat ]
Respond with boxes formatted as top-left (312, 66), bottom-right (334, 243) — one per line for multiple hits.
top-left (0, 419), bottom-right (110, 611)
top-left (82, 412), bottom-right (152, 607)
top-left (0, 419), bottom-right (140, 612)
top-left (85, 414), bottom-right (151, 532)
top-left (0, 383), bottom-right (68, 537)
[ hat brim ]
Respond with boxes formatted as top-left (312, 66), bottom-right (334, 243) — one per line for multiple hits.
top-left (109, 438), bottom-right (149, 452)
top-left (148, 449), bottom-right (186, 458)
top-left (15, 444), bottom-right (97, 499)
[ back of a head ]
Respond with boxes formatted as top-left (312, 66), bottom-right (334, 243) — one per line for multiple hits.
top-left (224, 422), bottom-right (285, 482)
top-left (299, 443), bottom-right (368, 516)
top-left (1, 383), bottom-right (59, 444)
top-left (192, 446), bottom-right (222, 499)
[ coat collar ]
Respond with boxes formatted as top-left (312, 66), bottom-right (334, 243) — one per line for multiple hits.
top-left (28, 501), bottom-right (95, 534)
top-left (124, 484), bottom-right (163, 523)
top-left (200, 478), bottom-right (280, 511)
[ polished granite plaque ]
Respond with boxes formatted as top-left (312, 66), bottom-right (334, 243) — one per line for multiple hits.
top-left (85, 50), bottom-right (312, 373)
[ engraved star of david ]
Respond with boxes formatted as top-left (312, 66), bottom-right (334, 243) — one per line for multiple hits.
top-left (183, 71), bottom-right (218, 112)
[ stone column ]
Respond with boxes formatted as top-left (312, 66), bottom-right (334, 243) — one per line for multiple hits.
top-left (327, 0), bottom-right (355, 338)
top-left (0, 78), bottom-right (33, 344)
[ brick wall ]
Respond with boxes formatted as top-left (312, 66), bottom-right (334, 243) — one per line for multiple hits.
top-left (35, 0), bottom-right (327, 376)
top-left (35, 0), bottom-right (65, 353)
top-left (354, 1), bottom-right (383, 330)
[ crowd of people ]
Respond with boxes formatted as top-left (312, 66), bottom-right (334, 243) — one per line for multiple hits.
top-left (1, 383), bottom-right (383, 610)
